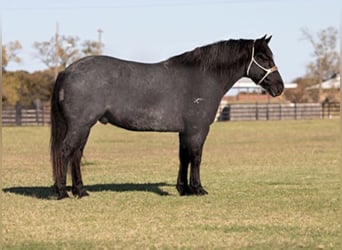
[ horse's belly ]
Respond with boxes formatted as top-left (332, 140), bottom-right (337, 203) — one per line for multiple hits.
top-left (104, 108), bottom-right (184, 132)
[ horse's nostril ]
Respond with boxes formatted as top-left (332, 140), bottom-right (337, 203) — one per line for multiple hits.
top-left (279, 85), bottom-right (284, 94)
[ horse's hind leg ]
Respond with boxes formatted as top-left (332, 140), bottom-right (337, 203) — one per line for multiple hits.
top-left (54, 155), bottom-right (70, 200)
top-left (56, 125), bottom-right (91, 199)
top-left (71, 141), bottom-right (89, 198)
top-left (69, 128), bottom-right (91, 198)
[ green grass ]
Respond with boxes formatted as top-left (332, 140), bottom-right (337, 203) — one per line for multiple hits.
top-left (2, 119), bottom-right (340, 249)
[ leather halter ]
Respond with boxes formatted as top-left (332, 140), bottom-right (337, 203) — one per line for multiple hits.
top-left (246, 41), bottom-right (278, 84)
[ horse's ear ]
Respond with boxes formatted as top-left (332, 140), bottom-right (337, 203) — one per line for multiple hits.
top-left (256, 35), bottom-right (267, 45)
top-left (259, 34), bottom-right (267, 41)
top-left (265, 35), bottom-right (272, 44)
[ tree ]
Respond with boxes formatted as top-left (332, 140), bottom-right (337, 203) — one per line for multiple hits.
top-left (33, 35), bottom-right (103, 72)
top-left (2, 46), bottom-right (7, 69)
top-left (2, 69), bottom-right (55, 106)
top-left (2, 72), bottom-right (21, 105)
top-left (2, 40), bottom-right (22, 71)
top-left (301, 26), bottom-right (340, 101)
top-left (2, 33), bottom-right (105, 106)
top-left (283, 77), bottom-right (317, 103)
top-left (33, 35), bottom-right (81, 70)
top-left (82, 40), bottom-right (103, 56)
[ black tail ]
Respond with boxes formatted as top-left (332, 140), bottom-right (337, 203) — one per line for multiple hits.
top-left (50, 72), bottom-right (67, 183)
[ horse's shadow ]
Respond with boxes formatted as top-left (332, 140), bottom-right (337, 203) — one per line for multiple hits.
top-left (2, 182), bottom-right (172, 200)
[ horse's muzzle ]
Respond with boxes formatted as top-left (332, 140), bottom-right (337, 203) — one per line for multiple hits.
top-left (261, 80), bottom-right (284, 97)
top-left (270, 82), bottom-right (284, 97)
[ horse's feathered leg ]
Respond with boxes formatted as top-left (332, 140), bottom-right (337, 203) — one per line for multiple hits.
top-left (176, 127), bottom-right (209, 196)
top-left (71, 143), bottom-right (89, 198)
top-left (187, 127), bottom-right (209, 195)
top-left (70, 129), bottom-right (90, 198)
top-left (176, 132), bottom-right (191, 195)
top-left (53, 148), bottom-right (70, 200)
top-left (56, 125), bottom-right (90, 199)
top-left (189, 152), bottom-right (208, 195)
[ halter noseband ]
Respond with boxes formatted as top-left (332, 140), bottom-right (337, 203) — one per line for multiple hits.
top-left (246, 40), bottom-right (278, 85)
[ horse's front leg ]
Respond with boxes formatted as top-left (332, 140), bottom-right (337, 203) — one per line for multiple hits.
top-left (183, 127), bottom-right (209, 196)
top-left (189, 146), bottom-right (208, 195)
top-left (176, 132), bottom-right (191, 195)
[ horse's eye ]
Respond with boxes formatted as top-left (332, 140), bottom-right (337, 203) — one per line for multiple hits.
top-left (256, 54), bottom-right (268, 61)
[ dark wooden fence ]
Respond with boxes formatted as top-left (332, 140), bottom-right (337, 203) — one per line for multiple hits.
top-left (216, 102), bottom-right (340, 121)
top-left (2, 102), bottom-right (50, 126)
top-left (1, 101), bottom-right (340, 126)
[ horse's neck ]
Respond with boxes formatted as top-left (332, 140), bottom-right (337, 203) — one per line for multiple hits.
top-left (219, 61), bottom-right (247, 94)
top-left (166, 44), bottom-right (249, 94)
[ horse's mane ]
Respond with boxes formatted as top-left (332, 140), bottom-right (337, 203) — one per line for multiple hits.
top-left (168, 39), bottom-right (252, 72)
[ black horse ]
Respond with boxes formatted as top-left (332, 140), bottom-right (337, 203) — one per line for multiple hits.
top-left (51, 35), bottom-right (284, 199)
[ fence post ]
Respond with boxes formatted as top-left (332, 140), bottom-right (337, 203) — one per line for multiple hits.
top-left (34, 99), bottom-right (42, 125)
top-left (42, 104), bottom-right (45, 125)
top-left (294, 103), bottom-right (297, 120)
top-left (279, 103), bottom-right (282, 120)
top-left (15, 102), bottom-right (22, 126)
top-left (255, 102), bottom-right (259, 120)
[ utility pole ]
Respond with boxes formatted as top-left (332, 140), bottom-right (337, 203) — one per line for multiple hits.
top-left (318, 58), bottom-right (323, 102)
top-left (54, 22), bottom-right (59, 79)
top-left (97, 28), bottom-right (103, 55)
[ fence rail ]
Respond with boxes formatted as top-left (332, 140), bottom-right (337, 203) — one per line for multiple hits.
top-left (217, 102), bottom-right (339, 121)
top-left (2, 103), bottom-right (50, 126)
top-left (1, 102), bottom-right (340, 126)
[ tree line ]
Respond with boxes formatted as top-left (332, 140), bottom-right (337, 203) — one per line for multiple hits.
top-left (2, 26), bottom-right (340, 107)
top-left (2, 34), bottom-right (103, 106)
top-left (284, 26), bottom-right (340, 103)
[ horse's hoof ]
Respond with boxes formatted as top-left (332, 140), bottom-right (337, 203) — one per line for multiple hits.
top-left (190, 186), bottom-right (208, 196)
top-left (72, 186), bottom-right (89, 198)
top-left (176, 184), bottom-right (193, 196)
top-left (57, 190), bottom-right (70, 200)
top-left (77, 190), bottom-right (89, 199)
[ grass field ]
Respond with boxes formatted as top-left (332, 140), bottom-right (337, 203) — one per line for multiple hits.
top-left (2, 119), bottom-right (340, 249)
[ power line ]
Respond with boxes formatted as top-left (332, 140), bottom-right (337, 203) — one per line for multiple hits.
top-left (2, 0), bottom-right (291, 11)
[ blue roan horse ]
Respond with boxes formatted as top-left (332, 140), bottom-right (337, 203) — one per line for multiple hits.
top-left (51, 35), bottom-right (284, 199)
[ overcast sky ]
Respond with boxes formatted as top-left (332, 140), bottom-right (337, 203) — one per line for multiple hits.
top-left (2, 0), bottom-right (340, 83)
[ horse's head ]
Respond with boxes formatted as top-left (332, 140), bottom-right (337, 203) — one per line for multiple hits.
top-left (246, 35), bottom-right (284, 97)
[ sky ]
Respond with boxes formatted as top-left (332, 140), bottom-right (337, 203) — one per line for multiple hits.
top-left (1, 0), bottom-right (341, 83)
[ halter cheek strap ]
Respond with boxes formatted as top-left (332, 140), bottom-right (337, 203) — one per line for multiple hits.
top-left (247, 41), bottom-right (278, 85)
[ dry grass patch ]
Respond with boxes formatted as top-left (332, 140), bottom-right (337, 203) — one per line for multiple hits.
top-left (2, 120), bottom-right (339, 249)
